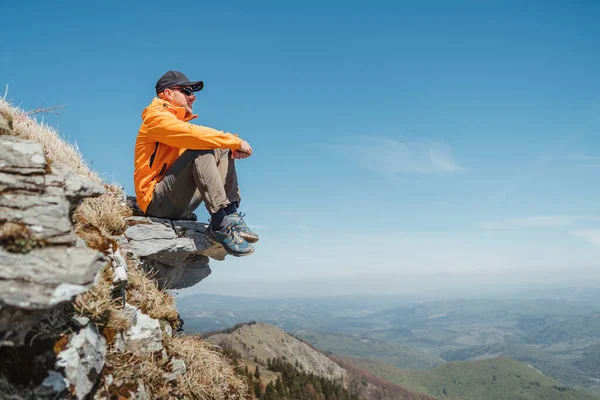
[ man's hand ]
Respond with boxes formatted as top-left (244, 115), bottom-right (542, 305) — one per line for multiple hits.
top-left (231, 149), bottom-right (251, 159)
top-left (232, 140), bottom-right (253, 159)
top-left (239, 140), bottom-right (253, 155)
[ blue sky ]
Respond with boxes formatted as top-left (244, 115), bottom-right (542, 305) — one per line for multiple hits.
top-left (2, 0), bottom-right (599, 297)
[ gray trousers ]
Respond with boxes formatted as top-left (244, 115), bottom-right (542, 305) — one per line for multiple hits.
top-left (146, 149), bottom-right (240, 219)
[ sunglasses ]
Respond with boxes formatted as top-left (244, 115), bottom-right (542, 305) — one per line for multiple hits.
top-left (171, 87), bottom-right (194, 96)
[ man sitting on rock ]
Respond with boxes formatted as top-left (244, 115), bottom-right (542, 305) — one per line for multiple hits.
top-left (133, 70), bottom-right (258, 257)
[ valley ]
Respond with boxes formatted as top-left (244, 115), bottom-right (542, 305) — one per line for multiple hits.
top-left (178, 287), bottom-right (600, 399)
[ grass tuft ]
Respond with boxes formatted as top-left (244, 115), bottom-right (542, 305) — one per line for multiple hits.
top-left (126, 258), bottom-right (180, 328)
top-left (73, 264), bottom-right (131, 333)
top-left (99, 352), bottom-right (174, 399)
top-left (73, 183), bottom-right (132, 237)
top-left (168, 335), bottom-right (248, 400)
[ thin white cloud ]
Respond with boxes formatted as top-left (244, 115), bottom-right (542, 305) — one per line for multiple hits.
top-left (570, 230), bottom-right (600, 246)
top-left (338, 137), bottom-right (465, 174)
top-left (568, 153), bottom-right (596, 162)
top-left (567, 152), bottom-right (600, 168)
top-left (248, 224), bottom-right (267, 230)
top-left (481, 215), bottom-right (600, 230)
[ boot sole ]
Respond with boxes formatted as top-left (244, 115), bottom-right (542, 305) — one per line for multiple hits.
top-left (230, 246), bottom-right (255, 257)
top-left (239, 232), bottom-right (259, 243)
top-left (207, 227), bottom-right (256, 256)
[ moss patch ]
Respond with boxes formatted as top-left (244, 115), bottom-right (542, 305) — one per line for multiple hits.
top-left (0, 222), bottom-right (45, 253)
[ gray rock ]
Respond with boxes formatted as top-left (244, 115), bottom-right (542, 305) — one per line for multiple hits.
top-left (35, 370), bottom-right (68, 398)
top-left (112, 332), bottom-right (126, 353)
top-left (109, 246), bottom-right (128, 301)
top-left (133, 380), bottom-right (151, 400)
top-left (122, 302), bottom-right (138, 321)
top-left (143, 254), bottom-right (212, 290)
top-left (0, 136), bottom-right (46, 174)
top-left (56, 324), bottom-right (107, 400)
top-left (0, 137), bottom-right (105, 345)
top-left (0, 246), bottom-right (104, 307)
top-left (72, 316), bottom-right (90, 328)
top-left (122, 213), bottom-right (227, 289)
top-left (163, 321), bottom-right (173, 337)
top-left (123, 306), bottom-right (163, 355)
top-left (164, 358), bottom-right (186, 381)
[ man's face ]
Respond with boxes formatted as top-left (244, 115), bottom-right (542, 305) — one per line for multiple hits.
top-left (165, 86), bottom-right (196, 117)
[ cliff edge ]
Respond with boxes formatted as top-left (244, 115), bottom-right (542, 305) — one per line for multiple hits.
top-left (0, 98), bottom-right (247, 399)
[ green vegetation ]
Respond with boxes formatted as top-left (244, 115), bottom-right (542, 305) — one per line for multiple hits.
top-left (294, 329), bottom-right (444, 370)
top-left (342, 357), bottom-right (599, 400)
top-left (221, 345), bottom-right (359, 400)
top-left (442, 343), bottom-right (593, 388)
top-left (528, 315), bottom-right (600, 344)
top-left (263, 357), bottom-right (358, 400)
top-left (575, 345), bottom-right (600, 381)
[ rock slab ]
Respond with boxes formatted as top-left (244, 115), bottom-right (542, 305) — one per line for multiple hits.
top-left (56, 324), bottom-right (107, 400)
top-left (122, 215), bottom-right (227, 289)
top-left (0, 136), bottom-right (105, 345)
top-left (123, 304), bottom-right (163, 355)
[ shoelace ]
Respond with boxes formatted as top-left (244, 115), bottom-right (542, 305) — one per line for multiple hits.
top-left (234, 212), bottom-right (249, 228)
top-left (224, 224), bottom-right (244, 244)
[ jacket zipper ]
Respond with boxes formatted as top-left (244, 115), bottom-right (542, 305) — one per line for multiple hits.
top-left (152, 163), bottom-right (168, 182)
top-left (149, 142), bottom-right (159, 168)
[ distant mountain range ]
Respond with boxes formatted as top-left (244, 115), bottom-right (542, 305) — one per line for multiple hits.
top-left (201, 322), bottom-right (599, 400)
top-left (203, 322), bottom-right (434, 400)
top-left (179, 288), bottom-right (600, 398)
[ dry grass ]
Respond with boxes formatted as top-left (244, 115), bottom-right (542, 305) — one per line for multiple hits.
top-left (100, 352), bottom-right (175, 399)
top-left (73, 264), bottom-right (131, 334)
top-left (73, 219), bottom-right (118, 252)
top-left (0, 98), bottom-right (100, 182)
top-left (126, 258), bottom-right (180, 327)
top-left (73, 183), bottom-right (132, 236)
top-left (0, 98), bottom-right (131, 236)
top-left (168, 335), bottom-right (248, 400)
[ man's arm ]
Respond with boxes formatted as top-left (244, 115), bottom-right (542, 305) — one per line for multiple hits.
top-left (144, 107), bottom-right (243, 150)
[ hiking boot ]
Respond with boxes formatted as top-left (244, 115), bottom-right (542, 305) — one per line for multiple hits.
top-left (208, 221), bottom-right (254, 257)
top-left (229, 212), bottom-right (259, 243)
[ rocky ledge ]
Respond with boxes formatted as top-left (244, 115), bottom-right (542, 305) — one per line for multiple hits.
top-left (0, 109), bottom-right (245, 399)
top-left (121, 208), bottom-right (228, 290)
top-left (0, 135), bottom-right (105, 346)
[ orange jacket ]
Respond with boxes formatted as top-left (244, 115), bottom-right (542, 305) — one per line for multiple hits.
top-left (134, 97), bottom-right (243, 213)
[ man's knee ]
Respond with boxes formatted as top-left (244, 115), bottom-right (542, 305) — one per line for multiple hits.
top-left (183, 149), bottom-right (216, 158)
top-left (179, 149), bottom-right (218, 167)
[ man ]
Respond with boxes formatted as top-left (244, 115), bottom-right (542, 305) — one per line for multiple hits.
top-left (134, 70), bottom-right (258, 257)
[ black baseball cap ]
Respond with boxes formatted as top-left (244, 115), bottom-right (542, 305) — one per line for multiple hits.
top-left (155, 70), bottom-right (204, 95)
